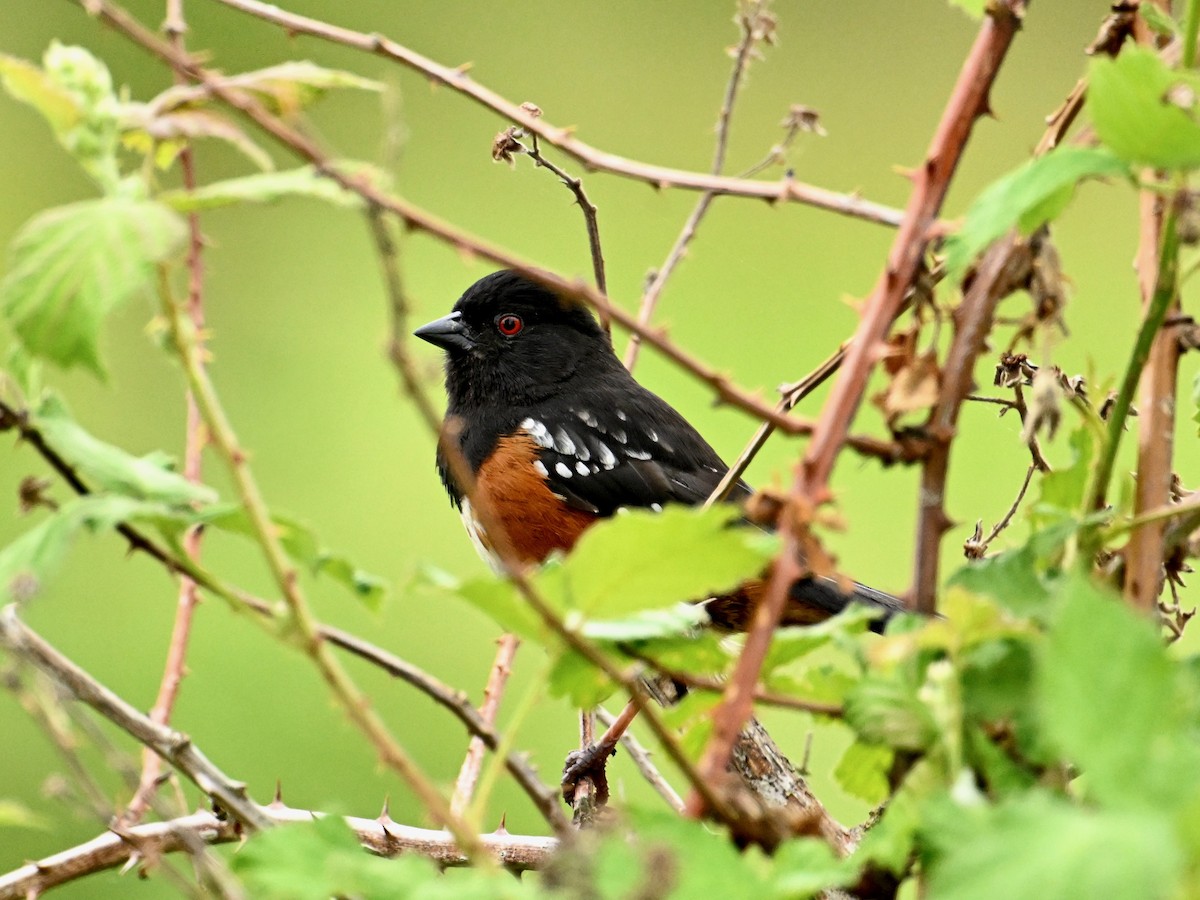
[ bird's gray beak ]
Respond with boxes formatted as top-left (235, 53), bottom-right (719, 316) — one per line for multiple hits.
top-left (414, 311), bottom-right (475, 352)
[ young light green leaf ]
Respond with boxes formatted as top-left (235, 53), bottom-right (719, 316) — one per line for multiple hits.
top-left (159, 166), bottom-right (367, 212)
top-left (533, 505), bottom-right (774, 619)
top-left (1089, 47), bottom-right (1200, 170)
top-left (201, 506), bottom-right (387, 610)
top-left (949, 544), bottom-right (1050, 615)
top-left (0, 495), bottom-right (197, 602)
top-left (41, 43), bottom-right (122, 192)
top-left (581, 602), bottom-right (708, 642)
top-left (122, 107), bottom-right (274, 172)
top-left (925, 794), bottom-right (1183, 900)
top-left (1, 198), bottom-right (186, 375)
top-left (416, 566), bottom-right (542, 640)
top-left (844, 672), bottom-right (937, 751)
top-left (31, 394), bottom-right (214, 506)
top-left (835, 740), bottom-right (893, 805)
top-left (0, 53), bottom-right (81, 137)
top-left (220, 62), bottom-right (381, 115)
top-left (548, 647), bottom-right (615, 706)
top-left (944, 147), bottom-right (1129, 276)
top-left (1039, 571), bottom-right (1185, 809)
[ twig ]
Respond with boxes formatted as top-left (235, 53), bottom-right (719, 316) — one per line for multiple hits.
top-left (70, 0), bottom-right (906, 453)
top-left (691, 0), bottom-right (1030, 817)
top-left (1123, 0), bottom-right (1186, 613)
top-left (0, 605), bottom-right (271, 830)
top-left (704, 343), bottom-right (848, 508)
top-left (126, 0), bottom-right (209, 826)
top-left (205, 0), bottom-right (907, 226)
top-left (798, 1), bottom-right (1028, 506)
top-left (450, 634), bottom-right (520, 818)
top-left (514, 132), bottom-right (607, 302)
top-left (624, 0), bottom-right (769, 371)
top-left (594, 705), bottom-right (685, 814)
top-left (965, 462), bottom-right (1037, 558)
top-left (0, 397), bottom-right (570, 833)
top-left (911, 235), bottom-right (1034, 612)
top-left (572, 708), bottom-right (598, 824)
top-left (153, 269), bottom-right (489, 863)
top-left (0, 805), bottom-right (557, 899)
top-left (367, 205), bottom-right (443, 434)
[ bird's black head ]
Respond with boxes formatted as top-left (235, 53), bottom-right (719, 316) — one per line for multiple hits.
top-left (415, 270), bottom-right (616, 410)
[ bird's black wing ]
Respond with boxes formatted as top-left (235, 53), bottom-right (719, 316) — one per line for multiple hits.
top-left (513, 383), bottom-right (750, 516)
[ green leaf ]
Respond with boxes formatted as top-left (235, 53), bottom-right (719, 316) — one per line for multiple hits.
top-left (159, 166), bottom-right (369, 212)
top-left (965, 724), bottom-right (1036, 798)
top-left (0, 799), bottom-right (48, 830)
top-left (835, 740), bottom-right (893, 805)
top-left (122, 107), bottom-right (274, 172)
top-left (534, 505), bottom-right (774, 618)
top-left (949, 545), bottom-right (1050, 616)
top-left (622, 630), bottom-right (733, 677)
top-left (0, 53), bottom-right (81, 137)
top-left (416, 566), bottom-right (541, 640)
top-left (202, 506), bottom-right (387, 610)
top-left (1139, 4), bottom-right (1180, 38)
top-left (1, 198), bottom-right (186, 375)
top-left (768, 837), bottom-right (859, 898)
top-left (763, 605), bottom-right (876, 673)
top-left (944, 147), bottom-right (1129, 276)
top-left (845, 672), bottom-right (937, 751)
top-left (1039, 571), bottom-right (1185, 809)
top-left (0, 495), bottom-right (197, 602)
top-left (31, 394), bottom-right (214, 506)
top-left (925, 794), bottom-right (1183, 900)
top-left (548, 647), bottom-right (615, 706)
top-left (581, 602), bottom-right (708, 642)
top-left (1089, 47), bottom-right (1200, 170)
top-left (212, 62), bottom-right (381, 116)
top-left (233, 815), bottom-right (445, 899)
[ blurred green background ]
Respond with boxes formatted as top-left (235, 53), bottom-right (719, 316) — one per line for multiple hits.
top-left (1, 1), bottom-right (1196, 895)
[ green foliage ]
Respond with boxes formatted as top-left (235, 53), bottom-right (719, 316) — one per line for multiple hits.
top-left (0, 799), bottom-right (47, 830)
top-left (158, 166), bottom-right (373, 212)
top-left (30, 394), bottom-right (214, 506)
top-left (202, 506), bottom-right (388, 610)
top-left (232, 815), bottom-right (533, 899)
top-left (943, 147), bottom-right (1130, 276)
top-left (0, 494), bottom-right (197, 603)
top-left (0, 197), bottom-right (185, 376)
top-left (1088, 47), bottom-right (1200, 171)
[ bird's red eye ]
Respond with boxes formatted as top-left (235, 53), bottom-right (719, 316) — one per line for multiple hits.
top-left (496, 314), bottom-right (523, 336)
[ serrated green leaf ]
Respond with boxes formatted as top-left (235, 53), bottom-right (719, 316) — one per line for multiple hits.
top-left (0, 53), bottom-right (81, 137)
top-left (1039, 571), bottom-right (1185, 809)
top-left (925, 794), bottom-right (1183, 900)
top-left (202, 506), bottom-right (387, 610)
top-left (534, 505), bottom-right (774, 619)
top-left (621, 630), bottom-right (734, 676)
top-left (30, 394), bottom-right (214, 506)
top-left (965, 724), bottom-right (1036, 798)
top-left (1089, 47), bottom-right (1200, 170)
top-left (944, 147), bottom-right (1129, 275)
top-left (0, 495), bottom-right (197, 602)
top-left (581, 602), bottom-right (707, 642)
top-left (835, 740), bottom-right (893, 805)
top-left (763, 605), bottom-right (875, 673)
top-left (159, 166), bottom-right (369, 212)
top-left (1, 198), bottom-right (186, 375)
top-left (950, 544), bottom-right (1050, 615)
top-left (416, 566), bottom-right (542, 641)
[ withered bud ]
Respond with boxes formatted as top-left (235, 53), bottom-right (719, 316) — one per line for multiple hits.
top-left (491, 126), bottom-right (524, 165)
top-left (1021, 365), bottom-right (1063, 445)
top-left (519, 101), bottom-right (543, 119)
top-left (963, 521), bottom-right (986, 560)
top-left (994, 352), bottom-right (1036, 388)
top-left (783, 104), bottom-right (826, 136)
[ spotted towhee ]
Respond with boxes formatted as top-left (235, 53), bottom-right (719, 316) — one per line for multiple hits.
top-left (415, 269), bottom-right (904, 631)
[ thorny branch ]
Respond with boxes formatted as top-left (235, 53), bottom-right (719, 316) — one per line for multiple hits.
top-left (0, 805), bottom-right (557, 900)
top-left (450, 634), bottom-right (521, 819)
top-left (688, 0), bottom-right (1030, 818)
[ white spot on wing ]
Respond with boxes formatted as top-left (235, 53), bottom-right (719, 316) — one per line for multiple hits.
top-left (626, 448), bottom-right (652, 460)
top-left (520, 418), bottom-right (554, 449)
top-left (650, 502), bottom-right (663, 512)
top-left (575, 441), bottom-right (590, 461)
top-left (647, 427), bottom-right (658, 442)
top-left (611, 428), bottom-right (627, 444)
top-left (554, 427), bottom-right (576, 456)
top-left (576, 409), bottom-right (599, 428)
top-left (555, 461), bottom-right (573, 479)
top-left (575, 460), bottom-right (589, 476)
top-left (616, 410), bottom-right (627, 421)
top-left (596, 443), bottom-right (616, 468)
top-left (533, 460), bottom-right (549, 478)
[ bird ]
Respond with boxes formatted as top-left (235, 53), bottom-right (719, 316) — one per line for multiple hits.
top-left (414, 269), bottom-right (905, 632)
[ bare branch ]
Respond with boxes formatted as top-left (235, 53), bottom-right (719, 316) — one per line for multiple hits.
top-left (450, 634), bottom-right (521, 818)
